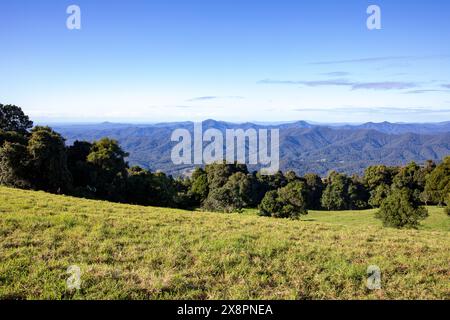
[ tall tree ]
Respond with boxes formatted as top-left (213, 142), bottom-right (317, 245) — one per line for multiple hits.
top-left (0, 141), bottom-right (31, 188)
top-left (87, 138), bottom-right (129, 200)
top-left (348, 175), bottom-right (370, 209)
top-left (0, 130), bottom-right (28, 147)
top-left (205, 162), bottom-right (248, 191)
top-left (203, 171), bottom-right (252, 213)
top-left (303, 173), bottom-right (324, 210)
top-left (321, 171), bottom-right (350, 210)
top-left (392, 162), bottom-right (421, 192)
top-left (0, 104), bottom-right (33, 135)
top-left (259, 180), bottom-right (308, 219)
top-left (364, 165), bottom-right (395, 190)
top-left (190, 168), bottom-right (209, 205)
top-left (67, 140), bottom-right (95, 194)
top-left (424, 156), bottom-right (450, 205)
top-left (125, 166), bottom-right (155, 206)
top-left (368, 183), bottom-right (391, 208)
top-left (27, 126), bottom-right (72, 193)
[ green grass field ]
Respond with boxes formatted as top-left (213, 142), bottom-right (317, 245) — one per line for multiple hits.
top-left (0, 186), bottom-right (449, 300)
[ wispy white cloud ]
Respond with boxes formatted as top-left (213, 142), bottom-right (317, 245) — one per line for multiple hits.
top-left (309, 55), bottom-right (450, 65)
top-left (309, 56), bottom-right (410, 65)
top-left (293, 107), bottom-right (450, 115)
top-left (258, 79), bottom-right (352, 86)
top-left (404, 89), bottom-right (450, 94)
top-left (258, 79), bottom-right (418, 91)
top-left (320, 71), bottom-right (350, 77)
top-left (188, 96), bottom-right (218, 101)
top-left (187, 95), bottom-right (244, 102)
top-left (351, 82), bottom-right (416, 91)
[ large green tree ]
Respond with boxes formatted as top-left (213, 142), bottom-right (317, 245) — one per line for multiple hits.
top-left (392, 162), bottom-right (422, 201)
top-left (348, 175), bottom-right (369, 209)
top-left (321, 172), bottom-right (349, 210)
top-left (86, 138), bottom-right (129, 200)
top-left (190, 168), bottom-right (209, 205)
top-left (67, 140), bottom-right (95, 195)
top-left (27, 126), bottom-right (72, 193)
top-left (364, 165), bottom-right (396, 190)
top-left (375, 188), bottom-right (428, 229)
top-left (0, 104), bottom-right (33, 135)
top-left (0, 141), bottom-right (31, 188)
top-left (259, 190), bottom-right (283, 217)
top-left (424, 156), bottom-right (450, 205)
top-left (303, 173), bottom-right (324, 210)
top-left (259, 180), bottom-right (308, 219)
top-left (364, 165), bottom-right (396, 207)
top-left (368, 183), bottom-right (391, 208)
top-left (205, 162), bottom-right (248, 191)
top-left (203, 171), bottom-right (252, 213)
top-left (125, 166), bottom-right (155, 206)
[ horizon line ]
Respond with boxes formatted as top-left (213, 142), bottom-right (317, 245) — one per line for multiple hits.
top-left (34, 119), bottom-right (450, 126)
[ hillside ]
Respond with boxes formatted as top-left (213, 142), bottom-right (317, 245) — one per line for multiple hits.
top-left (0, 186), bottom-right (449, 299)
top-left (54, 120), bottom-right (450, 176)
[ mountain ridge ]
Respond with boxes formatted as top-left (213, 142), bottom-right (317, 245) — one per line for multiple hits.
top-left (52, 120), bottom-right (450, 176)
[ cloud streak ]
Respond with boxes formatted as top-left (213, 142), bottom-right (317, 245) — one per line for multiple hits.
top-left (187, 96), bottom-right (244, 102)
top-left (293, 107), bottom-right (450, 115)
top-left (320, 71), bottom-right (350, 77)
top-left (309, 55), bottom-right (450, 65)
top-left (351, 82), bottom-right (416, 90)
top-left (309, 56), bottom-right (410, 65)
top-left (259, 79), bottom-right (418, 91)
top-left (188, 96), bottom-right (219, 101)
top-left (404, 89), bottom-right (450, 94)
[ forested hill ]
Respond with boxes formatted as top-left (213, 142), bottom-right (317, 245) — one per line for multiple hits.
top-left (53, 120), bottom-right (450, 176)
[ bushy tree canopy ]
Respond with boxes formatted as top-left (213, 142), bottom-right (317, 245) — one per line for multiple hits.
top-left (303, 173), bottom-right (324, 210)
top-left (321, 172), bottom-right (350, 210)
top-left (203, 171), bottom-right (252, 213)
top-left (424, 156), bottom-right (450, 205)
top-left (0, 141), bottom-right (31, 188)
top-left (368, 183), bottom-right (390, 208)
top-left (259, 180), bottom-right (308, 219)
top-left (27, 126), bottom-right (72, 193)
top-left (190, 168), bottom-right (209, 204)
top-left (0, 104), bottom-right (33, 135)
top-left (375, 188), bottom-right (428, 229)
top-left (364, 165), bottom-right (395, 190)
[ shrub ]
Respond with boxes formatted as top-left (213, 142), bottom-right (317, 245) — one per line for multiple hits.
top-left (202, 187), bottom-right (238, 213)
top-left (259, 190), bottom-right (283, 217)
top-left (258, 181), bottom-right (308, 219)
top-left (375, 188), bottom-right (428, 229)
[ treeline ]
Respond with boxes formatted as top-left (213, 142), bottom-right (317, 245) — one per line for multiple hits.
top-left (1, 104), bottom-right (449, 228)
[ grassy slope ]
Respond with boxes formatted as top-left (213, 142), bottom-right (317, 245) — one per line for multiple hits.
top-left (0, 186), bottom-right (449, 300)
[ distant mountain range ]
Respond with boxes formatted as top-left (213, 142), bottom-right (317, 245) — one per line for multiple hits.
top-left (53, 120), bottom-right (450, 176)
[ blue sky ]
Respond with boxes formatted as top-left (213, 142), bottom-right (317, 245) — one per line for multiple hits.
top-left (1, 0), bottom-right (450, 123)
